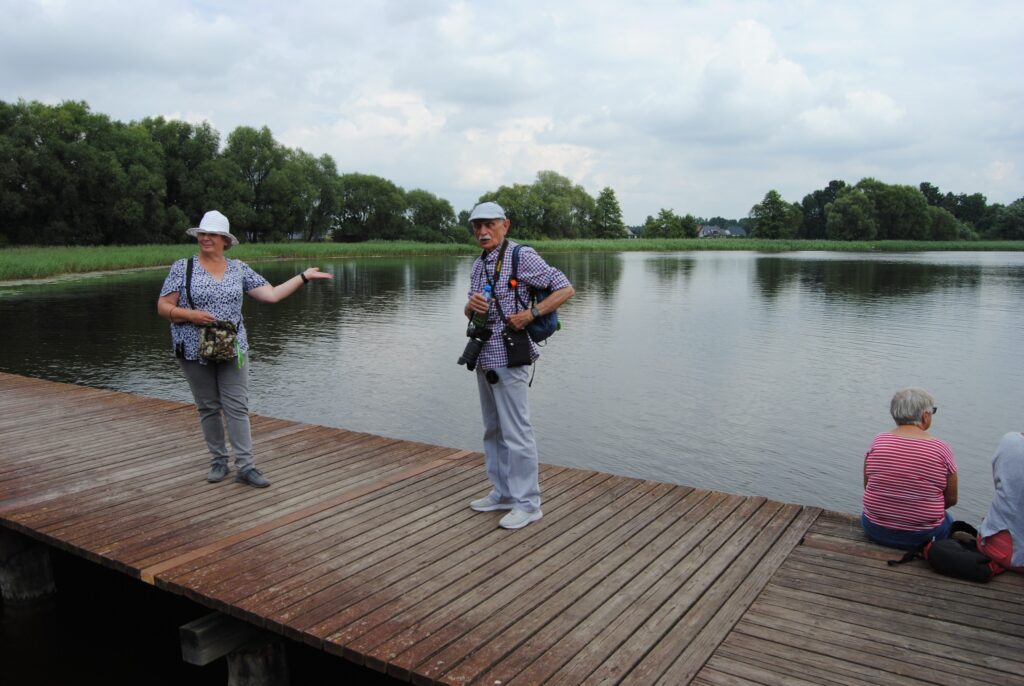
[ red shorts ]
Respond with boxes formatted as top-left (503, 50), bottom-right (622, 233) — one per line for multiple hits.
top-left (977, 530), bottom-right (1024, 573)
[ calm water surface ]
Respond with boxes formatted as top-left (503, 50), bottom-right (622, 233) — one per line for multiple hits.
top-left (3, 250), bottom-right (1022, 523)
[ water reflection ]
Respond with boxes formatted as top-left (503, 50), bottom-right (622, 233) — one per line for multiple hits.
top-left (3, 251), bottom-right (1023, 523)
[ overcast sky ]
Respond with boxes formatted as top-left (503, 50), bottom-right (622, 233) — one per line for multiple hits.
top-left (2, 1), bottom-right (1021, 225)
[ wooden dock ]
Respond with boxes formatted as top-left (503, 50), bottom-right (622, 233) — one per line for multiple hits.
top-left (1, 371), bottom-right (1021, 685)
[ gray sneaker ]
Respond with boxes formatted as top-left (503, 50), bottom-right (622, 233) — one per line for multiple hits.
top-left (206, 462), bottom-right (229, 483)
top-left (235, 467), bottom-right (271, 488)
top-left (499, 508), bottom-right (543, 529)
top-left (470, 494), bottom-right (514, 512)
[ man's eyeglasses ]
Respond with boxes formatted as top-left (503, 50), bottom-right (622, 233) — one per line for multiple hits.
top-left (929, 406), bottom-right (938, 415)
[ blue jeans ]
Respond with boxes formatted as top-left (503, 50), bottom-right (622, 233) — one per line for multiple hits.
top-left (861, 512), bottom-right (953, 551)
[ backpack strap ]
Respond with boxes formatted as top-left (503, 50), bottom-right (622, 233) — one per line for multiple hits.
top-left (887, 548), bottom-right (925, 566)
top-left (509, 244), bottom-right (531, 311)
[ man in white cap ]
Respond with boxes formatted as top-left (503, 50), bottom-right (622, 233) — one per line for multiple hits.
top-left (463, 201), bottom-right (575, 529)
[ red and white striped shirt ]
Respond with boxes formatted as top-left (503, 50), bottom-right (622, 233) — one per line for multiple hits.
top-left (863, 433), bottom-right (957, 531)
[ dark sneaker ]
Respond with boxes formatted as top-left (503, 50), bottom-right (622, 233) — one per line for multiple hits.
top-left (235, 467), bottom-right (271, 488)
top-left (206, 463), bottom-right (229, 483)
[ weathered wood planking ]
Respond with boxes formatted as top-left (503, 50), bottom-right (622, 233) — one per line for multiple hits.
top-left (4, 372), bottom-right (1022, 685)
top-left (692, 510), bottom-right (1024, 685)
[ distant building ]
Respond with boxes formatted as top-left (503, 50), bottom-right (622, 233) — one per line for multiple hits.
top-left (724, 225), bottom-right (747, 237)
top-left (698, 224), bottom-right (726, 238)
top-left (699, 224), bottom-right (748, 238)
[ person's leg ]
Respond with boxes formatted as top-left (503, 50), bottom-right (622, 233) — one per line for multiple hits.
top-left (476, 368), bottom-right (511, 502)
top-left (215, 359), bottom-right (253, 473)
top-left (179, 359), bottom-right (229, 471)
top-left (978, 530), bottom-right (1024, 573)
top-left (489, 366), bottom-right (540, 512)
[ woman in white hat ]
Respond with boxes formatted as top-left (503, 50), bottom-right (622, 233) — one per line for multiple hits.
top-left (156, 210), bottom-right (332, 487)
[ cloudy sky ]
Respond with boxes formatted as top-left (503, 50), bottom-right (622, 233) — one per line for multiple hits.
top-left (2, 1), bottom-right (1021, 224)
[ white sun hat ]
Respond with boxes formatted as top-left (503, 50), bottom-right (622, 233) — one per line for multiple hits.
top-left (186, 210), bottom-right (239, 246)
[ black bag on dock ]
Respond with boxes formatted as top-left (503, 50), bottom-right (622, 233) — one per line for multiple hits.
top-left (887, 521), bottom-right (996, 583)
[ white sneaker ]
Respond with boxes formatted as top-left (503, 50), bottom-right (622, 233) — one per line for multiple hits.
top-left (499, 508), bottom-right (543, 529)
top-left (470, 494), bottom-right (514, 512)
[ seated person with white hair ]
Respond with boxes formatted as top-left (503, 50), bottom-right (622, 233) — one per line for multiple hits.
top-left (861, 387), bottom-right (958, 550)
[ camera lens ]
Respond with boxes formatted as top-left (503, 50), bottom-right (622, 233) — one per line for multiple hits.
top-left (457, 337), bottom-right (484, 370)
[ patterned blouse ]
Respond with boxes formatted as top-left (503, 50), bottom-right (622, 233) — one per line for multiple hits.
top-left (160, 256), bottom-right (269, 362)
top-left (467, 240), bottom-right (572, 370)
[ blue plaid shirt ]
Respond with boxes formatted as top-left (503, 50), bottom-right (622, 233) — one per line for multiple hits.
top-left (467, 241), bottom-right (571, 370)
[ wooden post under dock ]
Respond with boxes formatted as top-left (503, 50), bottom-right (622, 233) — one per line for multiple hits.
top-left (1, 372), bottom-right (1022, 685)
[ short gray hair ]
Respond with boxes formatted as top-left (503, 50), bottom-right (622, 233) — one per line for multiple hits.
top-left (890, 387), bottom-right (935, 425)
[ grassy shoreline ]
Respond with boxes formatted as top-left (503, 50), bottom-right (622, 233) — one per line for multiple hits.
top-left (2, 238), bottom-right (1023, 282)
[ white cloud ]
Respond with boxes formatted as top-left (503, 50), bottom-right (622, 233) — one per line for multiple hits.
top-left (1, 0), bottom-right (1021, 222)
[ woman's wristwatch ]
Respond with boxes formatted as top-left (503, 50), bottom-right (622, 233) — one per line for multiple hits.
top-left (300, 272), bottom-right (309, 284)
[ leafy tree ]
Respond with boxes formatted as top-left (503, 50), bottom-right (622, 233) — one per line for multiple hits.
top-left (919, 182), bottom-right (944, 207)
top-left (749, 190), bottom-right (802, 239)
top-left (333, 173), bottom-right (408, 242)
top-left (405, 189), bottom-right (457, 242)
top-left (593, 187), bottom-right (627, 238)
top-left (825, 188), bottom-right (878, 241)
top-left (529, 170), bottom-right (595, 239)
top-left (855, 179), bottom-right (929, 240)
top-left (800, 180), bottom-right (847, 239)
top-left (140, 116), bottom-right (222, 234)
top-left (222, 126), bottom-right (287, 242)
top-left (991, 198), bottom-right (1024, 240)
top-left (643, 208), bottom-right (697, 238)
top-left (482, 183), bottom-right (543, 239)
top-left (925, 205), bottom-right (962, 241)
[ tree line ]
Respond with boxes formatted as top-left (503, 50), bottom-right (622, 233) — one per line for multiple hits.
top-left (748, 180), bottom-right (1024, 241)
top-left (1, 99), bottom-right (1020, 246)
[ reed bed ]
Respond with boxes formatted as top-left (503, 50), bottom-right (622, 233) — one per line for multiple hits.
top-left (2, 239), bottom-right (1022, 282)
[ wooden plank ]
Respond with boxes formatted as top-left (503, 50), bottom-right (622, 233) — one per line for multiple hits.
top-left (536, 494), bottom-right (761, 686)
top-left (768, 565), bottom-right (1024, 635)
top-left (361, 476), bottom-right (664, 679)
top-left (755, 584), bottom-right (1024, 659)
top-left (138, 448), bottom-right (474, 583)
top-left (709, 634), bottom-right (923, 686)
top-left (649, 506), bottom-right (822, 686)
top-left (744, 599), bottom-right (1024, 682)
top-left (309, 470), bottom-right (613, 652)
top-left (174, 458), bottom-right (492, 613)
top-left (416, 483), bottom-right (696, 685)
top-left (736, 607), bottom-right (1024, 686)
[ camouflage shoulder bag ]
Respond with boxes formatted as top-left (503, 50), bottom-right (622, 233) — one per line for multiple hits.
top-left (185, 257), bottom-right (240, 363)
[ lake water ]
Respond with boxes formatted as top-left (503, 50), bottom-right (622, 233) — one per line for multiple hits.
top-left (3, 250), bottom-right (1022, 523)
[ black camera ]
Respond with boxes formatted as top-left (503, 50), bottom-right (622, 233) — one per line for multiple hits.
top-left (457, 323), bottom-right (492, 371)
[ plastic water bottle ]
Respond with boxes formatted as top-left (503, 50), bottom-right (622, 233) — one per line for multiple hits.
top-left (471, 284), bottom-right (492, 328)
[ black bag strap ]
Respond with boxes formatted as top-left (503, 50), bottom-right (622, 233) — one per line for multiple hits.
top-left (185, 256), bottom-right (196, 310)
top-left (483, 241), bottom-right (512, 327)
top-left (887, 549), bottom-right (923, 566)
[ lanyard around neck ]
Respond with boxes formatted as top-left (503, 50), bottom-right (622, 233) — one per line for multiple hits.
top-left (485, 240), bottom-right (509, 289)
